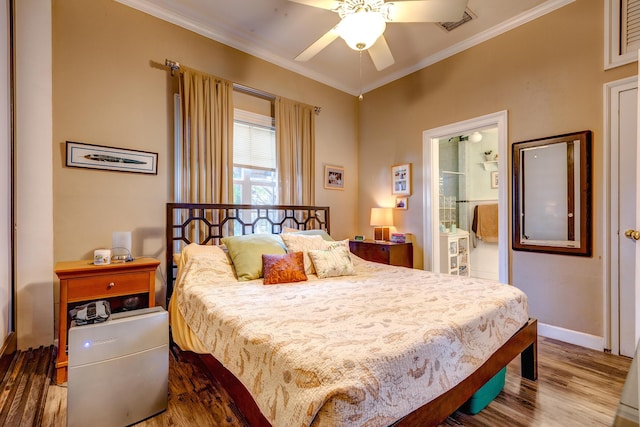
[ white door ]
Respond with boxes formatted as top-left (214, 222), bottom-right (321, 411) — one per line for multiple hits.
top-left (621, 83), bottom-right (637, 357)
top-left (608, 76), bottom-right (638, 357)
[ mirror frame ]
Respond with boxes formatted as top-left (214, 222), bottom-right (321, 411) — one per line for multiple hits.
top-left (512, 130), bottom-right (592, 256)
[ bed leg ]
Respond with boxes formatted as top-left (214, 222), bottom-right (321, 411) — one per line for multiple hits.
top-left (520, 319), bottom-right (538, 381)
top-left (521, 341), bottom-right (537, 380)
top-left (169, 329), bottom-right (181, 362)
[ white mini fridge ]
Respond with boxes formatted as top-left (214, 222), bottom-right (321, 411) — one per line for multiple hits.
top-left (67, 306), bottom-right (169, 427)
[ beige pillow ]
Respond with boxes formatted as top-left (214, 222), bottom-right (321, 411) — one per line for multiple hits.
top-left (328, 239), bottom-right (350, 250)
top-left (282, 226), bottom-right (334, 242)
top-left (308, 245), bottom-right (355, 279)
top-left (280, 233), bottom-right (327, 274)
top-left (174, 243), bottom-right (235, 285)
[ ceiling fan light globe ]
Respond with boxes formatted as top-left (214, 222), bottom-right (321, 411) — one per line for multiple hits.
top-left (469, 131), bottom-right (483, 142)
top-left (337, 11), bottom-right (386, 51)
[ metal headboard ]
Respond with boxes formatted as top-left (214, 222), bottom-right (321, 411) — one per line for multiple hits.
top-left (165, 203), bottom-right (330, 303)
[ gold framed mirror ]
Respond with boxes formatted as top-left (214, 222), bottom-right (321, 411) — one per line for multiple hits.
top-left (512, 130), bottom-right (592, 256)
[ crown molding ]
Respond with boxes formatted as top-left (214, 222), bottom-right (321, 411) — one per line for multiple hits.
top-left (115, 0), bottom-right (357, 94)
top-left (116, 0), bottom-right (575, 96)
top-left (364, 0), bottom-right (575, 93)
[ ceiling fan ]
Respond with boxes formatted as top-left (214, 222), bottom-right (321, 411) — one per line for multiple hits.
top-left (291, 0), bottom-right (469, 71)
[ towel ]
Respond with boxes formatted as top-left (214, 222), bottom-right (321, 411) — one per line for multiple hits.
top-left (472, 204), bottom-right (499, 243)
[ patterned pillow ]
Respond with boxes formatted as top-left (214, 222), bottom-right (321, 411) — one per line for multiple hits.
top-left (221, 234), bottom-right (286, 281)
top-left (327, 239), bottom-right (350, 250)
top-left (280, 234), bottom-right (328, 274)
top-left (262, 252), bottom-right (308, 285)
top-left (307, 245), bottom-right (355, 279)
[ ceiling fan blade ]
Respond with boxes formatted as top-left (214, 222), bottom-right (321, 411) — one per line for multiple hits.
top-left (368, 35), bottom-right (395, 71)
top-left (288, 0), bottom-right (340, 11)
top-left (389, 0), bottom-right (468, 23)
top-left (295, 27), bottom-right (340, 62)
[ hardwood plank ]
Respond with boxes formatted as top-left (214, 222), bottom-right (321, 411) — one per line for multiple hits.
top-left (21, 346), bottom-right (54, 426)
top-left (41, 337), bottom-right (632, 427)
top-left (445, 337), bottom-right (631, 426)
top-left (40, 379), bottom-right (65, 427)
top-left (6, 347), bottom-right (42, 426)
top-left (0, 350), bottom-right (28, 426)
top-left (0, 346), bottom-right (55, 427)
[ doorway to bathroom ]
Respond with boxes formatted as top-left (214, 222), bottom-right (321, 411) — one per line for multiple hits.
top-left (422, 111), bottom-right (508, 283)
top-left (438, 129), bottom-right (500, 280)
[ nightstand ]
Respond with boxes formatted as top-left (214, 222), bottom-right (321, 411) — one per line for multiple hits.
top-left (349, 240), bottom-right (413, 268)
top-left (54, 257), bottom-right (160, 383)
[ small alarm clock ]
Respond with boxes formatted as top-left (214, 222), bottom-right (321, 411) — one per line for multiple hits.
top-left (354, 235), bottom-right (365, 241)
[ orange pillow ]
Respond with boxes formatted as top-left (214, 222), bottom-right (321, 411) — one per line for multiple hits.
top-left (262, 252), bottom-right (308, 285)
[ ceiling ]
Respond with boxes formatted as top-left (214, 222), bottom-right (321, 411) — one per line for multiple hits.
top-left (116, 0), bottom-right (572, 96)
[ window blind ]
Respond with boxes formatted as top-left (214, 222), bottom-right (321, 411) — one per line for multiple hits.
top-left (233, 109), bottom-right (276, 171)
top-left (623, 0), bottom-right (640, 54)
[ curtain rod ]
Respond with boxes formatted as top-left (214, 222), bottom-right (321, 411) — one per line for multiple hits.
top-left (164, 59), bottom-right (321, 115)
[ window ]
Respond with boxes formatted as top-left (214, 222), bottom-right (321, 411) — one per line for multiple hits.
top-left (605, 0), bottom-right (640, 68)
top-left (233, 109), bottom-right (277, 205)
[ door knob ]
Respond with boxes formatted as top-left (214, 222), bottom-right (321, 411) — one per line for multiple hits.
top-left (624, 229), bottom-right (640, 240)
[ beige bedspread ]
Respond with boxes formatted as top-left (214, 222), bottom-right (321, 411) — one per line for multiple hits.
top-left (173, 247), bottom-right (528, 427)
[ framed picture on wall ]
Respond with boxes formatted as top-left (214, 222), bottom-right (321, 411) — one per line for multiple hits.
top-left (324, 165), bottom-right (345, 190)
top-left (395, 197), bottom-right (408, 210)
top-left (491, 171), bottom-right (499, 189)
top-left (66, 141), bottom-right (158, 174)
top-left (391, 163), bottom-right (411, 195)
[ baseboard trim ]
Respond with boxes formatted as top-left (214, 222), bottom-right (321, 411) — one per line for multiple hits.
top-left (538, 322), bottom-right (603, 351)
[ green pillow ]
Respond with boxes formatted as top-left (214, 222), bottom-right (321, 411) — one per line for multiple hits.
top-left (221, 234), bottom-right (286, 281)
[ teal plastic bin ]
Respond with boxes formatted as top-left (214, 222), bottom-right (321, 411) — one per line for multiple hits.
top-left (460, 367), bottom-right (506, 414)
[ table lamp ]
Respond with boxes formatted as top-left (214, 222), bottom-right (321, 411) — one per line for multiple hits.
top-left (370, 207), bottom-right (393, 241)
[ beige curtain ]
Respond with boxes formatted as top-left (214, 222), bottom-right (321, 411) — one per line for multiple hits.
top-left (275, 96), bottom-right (315, 205)
top-left (178, 68), bottom-right (234, 204)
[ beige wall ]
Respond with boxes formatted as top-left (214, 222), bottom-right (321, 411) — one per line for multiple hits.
top-left (51, 0), bottom-right (359, 338)
top-left (358, 0), bottom-right (636, 337)
top-left (31, 0), bottom-right (640, 347)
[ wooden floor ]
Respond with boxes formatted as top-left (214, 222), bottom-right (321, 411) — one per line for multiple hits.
top-left (41, 336), bottom-right (632, 427)
top-left (0, 346), bottom-right (54, 426)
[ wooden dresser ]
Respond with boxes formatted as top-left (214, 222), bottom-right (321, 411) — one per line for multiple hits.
top-left (54, 257), bottom-right (160, 383)
top-left (349, 240), bottom-right (413, 268)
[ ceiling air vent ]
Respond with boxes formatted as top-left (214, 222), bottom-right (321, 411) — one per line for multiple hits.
top-left (438, 9), bottom-right (474, 32)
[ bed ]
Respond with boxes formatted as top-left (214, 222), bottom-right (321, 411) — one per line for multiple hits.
top-left (165, 203), bottom-right (537, 427)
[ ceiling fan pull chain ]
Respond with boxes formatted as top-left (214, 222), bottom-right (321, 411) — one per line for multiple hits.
top-left (358, 50), bottom-right (364, 101)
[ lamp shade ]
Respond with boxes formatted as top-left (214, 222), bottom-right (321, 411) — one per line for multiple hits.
top-left (370, 207), bottom-right (393, 226)
top-left (336, 11), bottom-right (386, 51)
